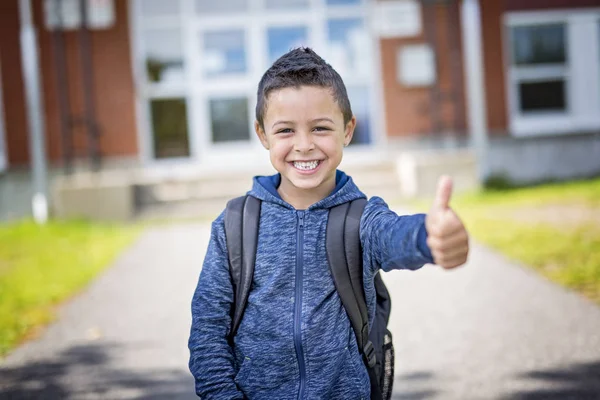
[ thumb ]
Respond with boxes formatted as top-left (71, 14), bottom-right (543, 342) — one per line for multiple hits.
top-left (433, 175), bottom-right (453, 211)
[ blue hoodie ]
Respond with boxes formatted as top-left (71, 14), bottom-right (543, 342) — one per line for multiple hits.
top-left (189, 171), bottom-right (433, 399)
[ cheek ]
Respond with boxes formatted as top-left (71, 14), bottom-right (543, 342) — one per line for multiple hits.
top-left (316, 137), bottom-right (344, 157)
top-left (269, 140), bottom-right (292, 162)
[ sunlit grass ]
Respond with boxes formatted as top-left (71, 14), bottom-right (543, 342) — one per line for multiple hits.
top-left (413, 177), bottom-right (600, 303)
top-left (0, 219), bottom-right (141, 357)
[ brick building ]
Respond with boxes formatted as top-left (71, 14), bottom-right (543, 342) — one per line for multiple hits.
top-left (1, 0), bottom-right (599, 182)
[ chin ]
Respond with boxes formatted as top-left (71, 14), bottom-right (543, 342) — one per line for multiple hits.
top-left (288, 170), bottom-right (336, 191)
top-left (289, 177), bottom-right (324, 190)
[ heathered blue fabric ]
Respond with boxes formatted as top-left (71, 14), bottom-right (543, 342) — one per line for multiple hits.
top-left (188, 171), bottom-right (433, 399)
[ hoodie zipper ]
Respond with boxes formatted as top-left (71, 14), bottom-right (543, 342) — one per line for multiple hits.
top-left (294, 210), bottom-right (306, 400)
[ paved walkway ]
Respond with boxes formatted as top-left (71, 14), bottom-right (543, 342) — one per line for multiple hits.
top-left (1, 221), bottom-right (600, 399)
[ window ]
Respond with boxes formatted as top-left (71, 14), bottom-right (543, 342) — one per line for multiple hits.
top-left (326, 0), bottom-right (361, 5)
top-left (267, 26), bottom-right (309, 64)
top-left (143, 28), bottom-right (184, 83)
top-left (150, 98), bottom-right (190, 158)
top-left (505, 11), bottom-right (600, 136)
top-left (519, 80), bottom-right (565, 112)
top-left (195, 0), bottom-right (248, 14)
top-left (327, 18), bottom-right (369, 78)
top-left (134, 0), bottom-right (375, 162)
top-left (347, 86), bottom-right (371, 144)
top-left (512, 24), bottom-right (566, 65)
top-left (509, 23), bottom-right (568, 115)
top-left (265, 0), bottom-right (309, 10)
top-left (209, 98), bottom-right (250, 143)
top-left (202, 30), bottom-right (247, 77)
top-left (140, 0), bottom-right (180, 17)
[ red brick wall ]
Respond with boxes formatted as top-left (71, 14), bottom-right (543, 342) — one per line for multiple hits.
top-left (380, 0), bottom-right (600, 139)
top-left (0, 0), bottom-right (138, 167)
top-left (505, 0), bottom-right (600, 11)
top-left (480, 0), bottom-right (600, 136)
top-left (379, 1), bottom-right (467, 138)
top-left (0, 0), bottom-right (29, 166)
top-left (481, 0), bottom-right (508, 135)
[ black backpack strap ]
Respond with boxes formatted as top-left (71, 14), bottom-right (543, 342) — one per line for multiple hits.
top-left (328, 198), bottom-right (383, 400)
top-left (224, 195), bottom-right (261, 340)
top-left (327, 198), bottom-right (373, 362)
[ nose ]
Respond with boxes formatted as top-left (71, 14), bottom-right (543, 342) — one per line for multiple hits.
top-left (294, 130), bottom-right (315, 153)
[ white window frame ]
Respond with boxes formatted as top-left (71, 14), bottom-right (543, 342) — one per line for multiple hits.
top-left (131, 0), bottom-right (382, 165)
top-left (504, 8), bottom-right (600, 137)
top-left (130, 0), bottom-right (194, 164)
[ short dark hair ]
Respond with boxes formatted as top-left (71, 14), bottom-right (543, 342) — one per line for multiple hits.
top-left (255, 47), bottom-right (352, 129)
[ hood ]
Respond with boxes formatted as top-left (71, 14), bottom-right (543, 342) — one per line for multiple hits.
top-left (247, 170), bottom-right (366, 210)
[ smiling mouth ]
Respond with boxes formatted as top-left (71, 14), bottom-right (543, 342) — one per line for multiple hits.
top-left (292, 160), bottom-right (321, 171)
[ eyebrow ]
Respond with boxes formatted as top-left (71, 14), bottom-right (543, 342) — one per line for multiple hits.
top-left (271, 118), bottom-right (335, 129)
top-left (311, 118), bottom-right (335, 124)
top-left (272, 120), bottom-right (293, 129)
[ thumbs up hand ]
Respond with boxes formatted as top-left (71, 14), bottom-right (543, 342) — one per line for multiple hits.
top-left (425, 176), bottom-right (469, 269)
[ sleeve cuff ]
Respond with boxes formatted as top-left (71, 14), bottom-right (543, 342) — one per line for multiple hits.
top-left (416, 222), bottom-right (434, 263)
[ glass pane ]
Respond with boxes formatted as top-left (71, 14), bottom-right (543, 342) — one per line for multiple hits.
top-left (347, 87), bottom-right (371, 144)
top-left (519, 80), bottom-right (566, 112)
top-left (210, 98), bottom-right (250, 142)
top-left (203, 30), bottom-right (247, 77)
top-left (196, 0), bottom-right (248, 14)
top-left (326, 0), bottom-right (361, 5)
top-left (267, 26), bottom-right (309, 64)
top-left (150, 98), bottom-right (190, 159)
top-left (512, 24), bottom-right (566, 65)
top-left (265, 0), bottom-right (309, 9)
top-left (327, 18), bottom-right (369, 77)
top-left (143, 28), bottom-right (184, 83)
top-left (140, 0), bottom-right (180, 17)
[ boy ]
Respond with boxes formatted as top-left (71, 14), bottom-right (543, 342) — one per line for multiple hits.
top-left (188, 47), bottom-right (469, 399)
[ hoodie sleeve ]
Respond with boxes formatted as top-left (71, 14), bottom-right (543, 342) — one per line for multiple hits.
top-left (188, 213), bottom-right (245, 399)
top-left (360, 196), bottom-right (434, 272)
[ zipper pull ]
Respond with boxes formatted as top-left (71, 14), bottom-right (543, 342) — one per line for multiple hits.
top-left (298, 211), bottom-right (304, 229)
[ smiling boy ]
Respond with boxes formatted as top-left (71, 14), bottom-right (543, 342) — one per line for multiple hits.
top-left (188, 47), bottom-right (469, 399)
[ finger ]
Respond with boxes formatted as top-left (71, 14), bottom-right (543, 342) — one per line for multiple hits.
top-left (433, 175), bottom-right (453, 211)
top-left (435, 250), bottom-right (469, 269)
top-left (427, 230), bottom-right (469, 252)
top-left (433, 244), bottom-right (469, 262)
top-left (427, 215), bottom-right (465, 238)
top-left (439, 258), bottom-right (467, 269)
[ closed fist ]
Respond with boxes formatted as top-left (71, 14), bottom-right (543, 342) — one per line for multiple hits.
top-left (425, 176), bottom-right (469, 269)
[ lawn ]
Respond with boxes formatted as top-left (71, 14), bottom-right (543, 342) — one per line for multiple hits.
top-left (0, 219), bottom-right (141, 357)
top-left (415, 178), bottom-right (600, 303)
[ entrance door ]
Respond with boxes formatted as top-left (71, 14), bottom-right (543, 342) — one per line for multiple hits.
top-left (133, 0), bottom-right (377, 165)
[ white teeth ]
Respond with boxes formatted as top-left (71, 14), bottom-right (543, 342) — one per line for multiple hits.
top-left (294, 160), bottom-right (319, 171)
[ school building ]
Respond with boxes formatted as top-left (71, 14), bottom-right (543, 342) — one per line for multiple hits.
top-left (1, 0), bottom-right (600, 219)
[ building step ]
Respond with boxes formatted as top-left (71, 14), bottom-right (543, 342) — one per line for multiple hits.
top-left (136, 188), bottom-right (405, 222)
top-left (135, 160), bottom-right (399, 205)
top-left (135, 198), bottom-right (231, 222)
top-left (135, 160), bottom-right (403, 220)
top-left (52, 150), bottom-right (479, 222)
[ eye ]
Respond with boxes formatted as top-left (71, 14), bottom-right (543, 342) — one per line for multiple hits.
top-left (276, 128), bottom-right (293, 134)
top-left (313, 126), bottom-right (331, 132)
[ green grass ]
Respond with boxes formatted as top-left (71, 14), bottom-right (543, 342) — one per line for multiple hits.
top-left (0, 219), bottom-right (141, 357)
top-left (457, 177), bottom-right (600, 208)
top-left (413, 177), bottom-right (600, 303)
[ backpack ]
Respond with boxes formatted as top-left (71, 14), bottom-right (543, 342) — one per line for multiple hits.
top-left (224, 195), bottom-right (394, 400)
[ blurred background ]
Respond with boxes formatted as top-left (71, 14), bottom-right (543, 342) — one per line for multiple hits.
top-left (1, 0), bottom-right (599, 399)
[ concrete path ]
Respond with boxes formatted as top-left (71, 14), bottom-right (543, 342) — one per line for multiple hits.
top-left (1, 222), bottom-right (600, 399)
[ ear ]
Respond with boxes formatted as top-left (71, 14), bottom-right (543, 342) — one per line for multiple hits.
top-left (343, 116), bottom-right (356, 147)
top-left (255, 121), bottom-right (269, 150)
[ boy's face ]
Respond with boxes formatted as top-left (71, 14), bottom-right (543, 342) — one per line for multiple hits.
top-left (255, 85), bottom-right (355, 200)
